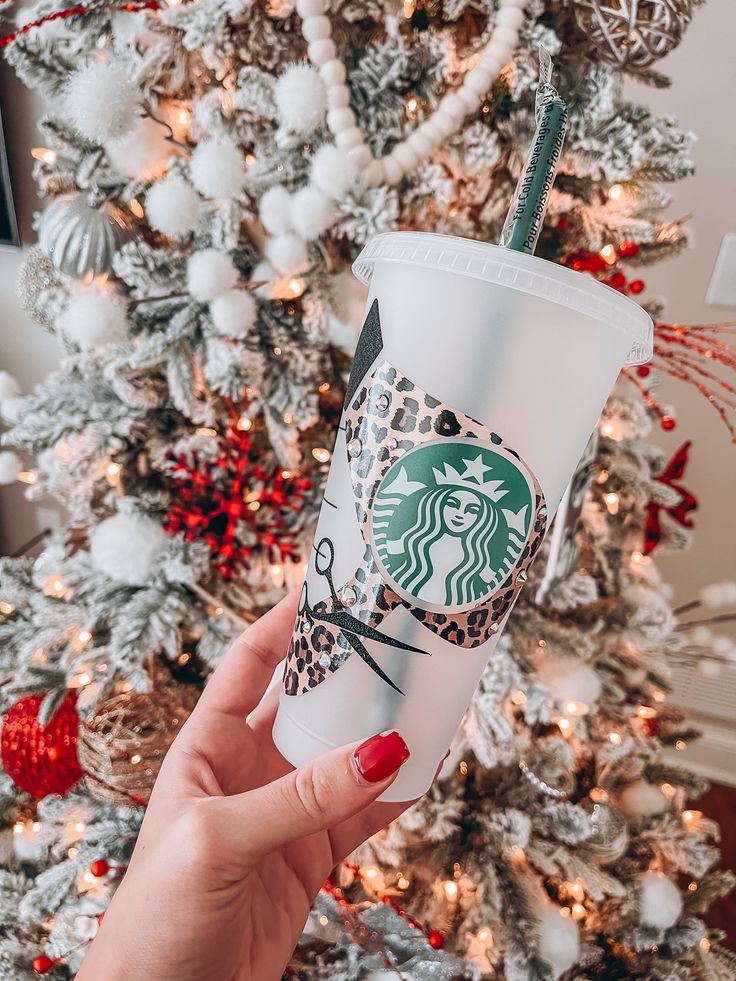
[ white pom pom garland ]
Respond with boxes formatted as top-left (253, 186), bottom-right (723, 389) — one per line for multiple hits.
top-left (89, 512), bottom-right (167, 586)
top-left (274, 64), bottom-right (326, 135)
top-left (618, 780), bottom-right (669, 818)
top-left (537, 657), bottom-right (602, 712)
top-left (146, 174), bottom-right (201, 238)
top-left (251, 260), bottom-right (277, 299)
top-left (266, 234), bottom-right (309, 275)
top-left (0, 451), bottom-right (23, 485)
top-left (187, 249), bottom-right (239, 302)
top-left (0, 396), bottom-right (24, 425)
top-left (210, 289), bottom-right (257, 339)
top-left (259, 186), bottom-right (294, 236)
top-left (310, 144), bottom-right (357, 201)
top-left (536, 905), bottom-right (580, 979)
top-left (106, 116), bottom-right (172, 180)
top-left (289, 186), bottom-right (335, 240)
top-left (699, 581), bottom-right (736, 608)
top-left (58, 288), bottom-right (128, 350)
top-left (0, 371), bottom-right (21, 403)
top-left (190, 138), bottom-right (246, 199)
top-left (66, 62), bottom-right (140, 143)
top-left (637, 872), bottom-right (683, 929)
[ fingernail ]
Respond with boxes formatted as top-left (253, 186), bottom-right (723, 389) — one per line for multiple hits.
top-left (353, 730), bottom-right (410, 784)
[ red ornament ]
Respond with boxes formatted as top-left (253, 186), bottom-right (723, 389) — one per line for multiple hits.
top-left (1, 692), bottom-right (82, 798)
top-left (164, 421), bottom-right (310, 580)
top-left (641, 717), bottom-right (660, 738)
top-left (661, 415), bottom-right (676, 431)
top-left (636, 365), bottom-right (651, 377)
top-left (629, 279), bottom-right (645, 294)
top-left (89, 858), bottom-right (109, 878)
top-left (643, 441), bottom-right (697, 556)
top-left (428, 930), bottom-right (446, 949)
top-left (618, 240), bottom-right (640, 258)
top-left (608, 272), bottom-right (626, 289)
top-left (32, 955), bottom-right (54, 975)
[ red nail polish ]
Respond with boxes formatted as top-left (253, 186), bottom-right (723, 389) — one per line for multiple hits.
top-left (353, 730), bottom-right (410, 783)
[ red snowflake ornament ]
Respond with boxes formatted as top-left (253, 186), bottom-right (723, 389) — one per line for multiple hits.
top-left (643, 441), bottom-right (698, 556)
top-left (1, 692), bottom-right (83, 798)
top-left (164, 423), bottom-right (310, 580)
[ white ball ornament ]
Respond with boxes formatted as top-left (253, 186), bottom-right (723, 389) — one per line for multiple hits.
top-left (537, 657), bottom-right (602, 711)
top-left (536, 906), bottom-right (580, 980)
top-left (335, 128), bottom-right (363, 152)
top-left (190, 138), bottom-right (246, 200)
top-left (266, 234), bottom-right (309, 275)
top-left (638, 872), bottom-right (683, 929)
top-left (308, 39), bottom-right (336, 67)
top-left (0, 371), bottom-right (21, 403)
top-left (90, 512), bottom-right (168, 586)
top-left (326, 85), bottom-right (350, 110)
top-left (274, 64), bottom-right (326, 135)
top-left (251, 260), bottom-right (277, 299)
top-left (259, 186), bottom-right (294, 236)
top-left (296, 0), bottom-right (323, 17)
top-left (302, 16), bottom-right (331, 42)
top-left (66, 62), bottom-right (140, 143)
top-left (210, 289), bottom-right (257, 339)
top-left (289, 186), bottom-right (335, 240)
top-left (699, 581), bottom-right (736, 608)
top-left (145, 174), bottom-right (201, 238)
top-left (106, 116), bottom-right (171, 180)
top-left (187, 249), bottom-right (239, 302)
top-left (0, 451), bottom-right (23, 485)
top-left (310, 144), bottom-right (358, 200)
top-left (619, 780), bottom-right (669, 818)
top-left (320, 60), bottom-right (346, 88)
top-left (58, 288), bottom-right (128, 351)
top-left (0, 396), bottom-right (24, 425)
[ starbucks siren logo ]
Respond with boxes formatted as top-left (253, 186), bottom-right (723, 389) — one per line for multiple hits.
top-left (371, 438), bottom-right (535, 613)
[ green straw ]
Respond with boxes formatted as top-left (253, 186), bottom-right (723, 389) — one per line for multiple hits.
top-left (499, 46), bottom-right (568, 256)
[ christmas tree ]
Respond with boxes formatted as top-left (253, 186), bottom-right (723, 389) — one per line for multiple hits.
top-left (0, 0), bottom-right (735, 977)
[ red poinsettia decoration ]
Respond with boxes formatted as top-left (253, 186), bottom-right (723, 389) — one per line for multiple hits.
top-left (643, 440), bottom-right (698, 556)
top-left (164, 423), bottom-right (311, 580)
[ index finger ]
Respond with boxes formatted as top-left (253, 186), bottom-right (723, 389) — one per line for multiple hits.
top-left (195, 589), bottom-right (299, 720)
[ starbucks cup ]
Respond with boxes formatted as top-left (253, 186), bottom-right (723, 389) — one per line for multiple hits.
top-left (273, 231), bottom-right (652, 802)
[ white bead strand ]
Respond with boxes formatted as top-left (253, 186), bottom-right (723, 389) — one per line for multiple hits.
top-left (298, 0), bottom-right (528, 187)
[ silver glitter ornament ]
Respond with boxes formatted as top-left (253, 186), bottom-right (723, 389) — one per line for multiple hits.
top-left (16, 246), bottom-right (62, 327)
top-left (38, 193), bottom-right (132, 278)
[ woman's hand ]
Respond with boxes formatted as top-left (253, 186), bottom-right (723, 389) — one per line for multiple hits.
top-left (77, 591), bottom-right (412, 981)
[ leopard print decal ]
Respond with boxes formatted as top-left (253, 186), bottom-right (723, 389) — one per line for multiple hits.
top-left (283, 360), bottom-right (547, 696)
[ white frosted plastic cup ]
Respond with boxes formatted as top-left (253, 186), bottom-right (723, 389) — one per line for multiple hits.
top-left (273, 232), bottom-right (652, 802)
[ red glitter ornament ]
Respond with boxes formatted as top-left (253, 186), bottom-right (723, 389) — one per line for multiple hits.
top-left (637, 365), bottom-right (651, 377)
top-left (428, 930), bottom-right (446, 949)
top-left (618, 240), bottom-right (640, 258)
top-left (641, 716), bottom-right (660, 738)
top-left (1, 692), bottom-right (83, 798)
top-left (164, 420), bottom-right (310, 580)
top-left (629, 279), bottom-right (645, 294)
top-left (32, 955), bottom-right (54, 975)
top-left (89, 859), bottom-right (109, 878)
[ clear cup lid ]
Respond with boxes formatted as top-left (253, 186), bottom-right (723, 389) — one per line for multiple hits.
top-left (353, 232), bottom-right (653, 366)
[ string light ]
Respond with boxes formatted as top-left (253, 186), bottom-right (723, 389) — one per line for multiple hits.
top-left (177, 652), bottom-right (191, 665)
top-left (652, 689), bottom-right (666, 703)
top-left (129, 199), bottom-right (144, 219)
top-left (236, 414), bottom-right (253, 432)
top-left (270, 563), bottom-right (285, 588)
top-left (571, 903), bottom-right (586, 920)
top-left (44, 576), bottom-right (65, 597)
top-left (0, 600), bottom-right (16, 617)
top-left (318, 382), bottom-right (331, 393)
top-left (311, 447), bottom-right (331, 463)
top-left (631, 550), bottom-right (651, 566)
top-left (589, 787), bottom-right (609, 803)
top-left (688, 881), bottom-right (698, 891)
top-left (676, 739), bottom-right (687, 751)
top-left (557, 716), bottom-right (572, 736)
top-left (660, 782), bottom-right (677, 799)
top-left (604, 491), bottom-right (620, 514)
top-left (31, 147), bottom-right (57, 164)
top-left (477, 927), bottom-right (493, 944)
top-left (700, 937), bottom-right (711, 952)
top-left (600, 244), bottom-right (617, 264)
top-left (130, 754), bottom-right (142, 765)
top-left (636, 705), bottom-right (657, 719)
top-left (18, 470), bottom-right (38, 485)
top-left (682, 809), bottom-right (702, 828)
top-left (608, 731), bottom-right (622, 745)
top-left (196, 427), bottom-right (217, 437)
top-left (564, 700), bottom-right (589, 717)
top-left (510, 690), bottom-right (527, 706)
top-left (245, 153), bottom-right (256, 167)
top-left (608, 184), bottom-right (623, 201)
top-left (443, 879), bottom-right (459, 901)
top-left (596, 468), bottom-right (609, 484)
top-left (105, 461), bottom-right (122, 483)
top-left (397, 875), bottom-right (410, 890)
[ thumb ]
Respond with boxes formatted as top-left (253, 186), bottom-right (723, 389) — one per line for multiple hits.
top-left (223, 730), bottom-right (410, 862)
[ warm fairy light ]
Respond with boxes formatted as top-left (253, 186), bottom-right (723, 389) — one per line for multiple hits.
top-left (75, 672), bottom-right (92, 687)
top-left (33, 647), bottom-right (46, 664)
top-left (569, 881), bottom-right (585, 903)
top-left (31, 147), bottom-right (57, 165)
top-left (0, 600), bottom-right (15, 616)
top-left (660, 782), bottom-right (677, 799)
top-left (311, 447), bottom-right (331, 463)
top-left (637, 705), bottom-right (657, 719)
top-left (318, 382), bottom-right (330, 393)
top-left (283, 411), bottom-right (294, 425)
top-left (13, 822), bottom-right (25, 835)
top-left (177, 108), bottom-right (191, 127)
top-left (688, 881), bottom-right (698, 891)
top-left (319, 914), bottom-right (329, 926)
top-left (630, 550), bottom-right (651, 566)
top-left (177, 652), bottom-right (191, 665)
top-left (364, 866), bottom-right (379, 879)
top-left (564, 700), bottom-right (589, 717)
top-left (106, 461), bottom-right (122, 481)
top-left (608, 184), bottom-right (624, 201)
top-left (682, 809), bottom-right (702, 828)
top-left (510, 690), bottom-right (527, 706)
top-left (77, 629), bottom-right (92, 646)
top-left (397, 875), bottom-right (410, 890)
top-left (245, 153), bottom-right (256, 167)
top-left (130, 754), bottom-right (142, 765)
top-left (652, 689), bottom-right (666, 703)
top-left (406, 97), bottom-right (418, 116)
top-left (287, 277), bottom-right (305, 298)
top-left (46, 575), bottom-right (65, 598)
top-left (608, 731), bottom-right (622, 745)
top-left (571, 902), bottom-right (586, 920)
top-left (18, 470), bottom-right (38, 485)
top-left (557, 717), bottom-right (572, 736)
top-left (590, 787), bottom-right (609, 803)
top-left (196, 427), bottom-right (217, 437)
top-left (600, 420), bottom-right (622, 440)
top-left (129, 199), bottom-right (144, 219)
top-left (508, 845), bottom-right (526, 864)
top-left (604, 491), bottom-right (619, 514)
top-left (443, 879), bottom-right (459, 901)
top-left (600, 244), bottom-right (617, 264)
top-left (477, 927), bottom-right (493, 944)
top-left (403, 0), bottom-right (416, 16)
top-left (236, 414), bottom-right (253, 432)
top-left (213, 606), bottom-right (224, 617)
top-left (559, 906), bottom-right (571, 917)
top-left (270, 563), bottom-right (285, 588)
top-left (74, 821), bottom-right (86, 834)
top-left (676, 739), bottom-right (687, 751)
top-left (68, 847), bottom-right (79, 859)
top-left (247, 501), bottom-right (261, 512)
top-left (597, 468), bottom-right (609, 484)
top-left (700, 938), bottom-right (711, 952)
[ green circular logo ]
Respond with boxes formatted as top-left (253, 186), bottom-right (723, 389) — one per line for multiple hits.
top-left (371, 438), bottom-right (535, 613)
